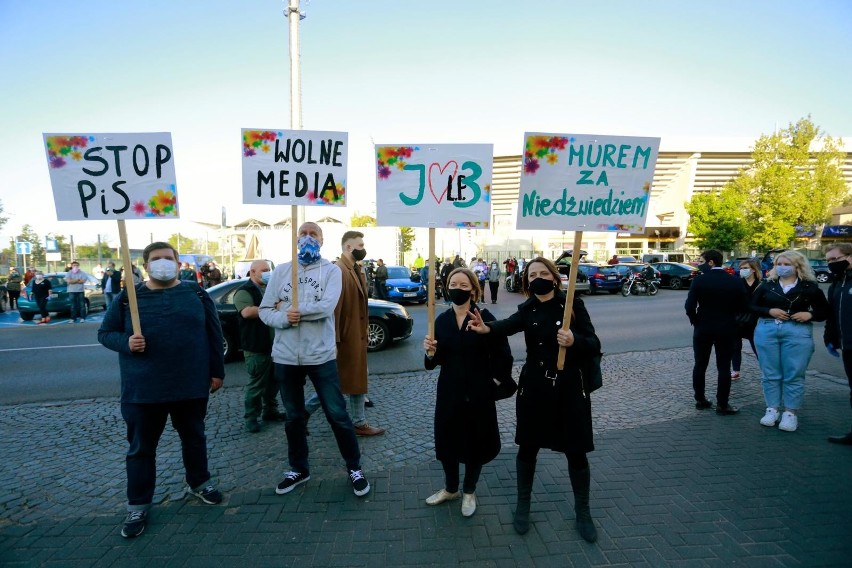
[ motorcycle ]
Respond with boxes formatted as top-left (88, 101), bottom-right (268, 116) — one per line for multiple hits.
top-left (621, 272), bottom-right (659, 297)
top-left (505, 270), bottom-right (521, 293)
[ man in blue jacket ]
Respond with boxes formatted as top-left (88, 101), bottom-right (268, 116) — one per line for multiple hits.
top-left (98, 242), bottom-right (225, 539)
top-left (823, 243), bottom-right (852, 445)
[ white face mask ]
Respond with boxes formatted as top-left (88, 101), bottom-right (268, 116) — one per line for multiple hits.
top-left (260, 272), bottom-right (271, 284)
top-left (148, 258), bottom-right (178, 282)
top-left (739, 268), bottom-right (752, 279)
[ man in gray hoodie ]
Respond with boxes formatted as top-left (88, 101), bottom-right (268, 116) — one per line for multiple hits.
top-left (259, 222), bottom-right (370, 498)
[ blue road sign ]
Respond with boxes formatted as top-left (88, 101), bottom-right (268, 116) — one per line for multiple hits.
top-left (15, 241), bottom-right (32, 255)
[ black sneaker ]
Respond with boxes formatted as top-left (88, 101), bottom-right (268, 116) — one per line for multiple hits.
top-left (349, 469), bottom-right (370, 497)
top-left (121, 510), bottom-right (147, 538)
top-left (187, 484), bottom-right (223, 504)
top-left (276, 471), bottom-right (310, 494)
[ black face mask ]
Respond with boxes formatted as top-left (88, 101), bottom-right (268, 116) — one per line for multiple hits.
top-left (697, 263), bottom-right (711, 273)
top-left (528, 277), bottom-right (555, 296)
top-left (829, 259), bottom-right (849, 276)
top-left (351, 248), bottom-right (367, 261)
top-left (448, 288), bottom-right (472, 306)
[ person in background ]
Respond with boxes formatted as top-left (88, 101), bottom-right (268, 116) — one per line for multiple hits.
top-left (440, 258), bottom-right (453, 304)
top-left (65, 260), bottom-right (87, 323)
top-left (730, 258), bottom-right (762, 380)
top-left (206, 262), bottom-right (222, 287)
top-left (235, 260), bottom-right (285, 433)
top-left (607, 255), bottom-right (619, 266)
top-left (6, 267), bottom-right (23, 310)
top-left (98, 242), bottom-right (225, 538)
top-left (24, 267), bottom-right (36, 286)
top-left (101, 262), bottom-right (122, 310)
top-left (487, 260), bottom-right (500, 304)
top-left (750, 250), bottom-right (829, 432)
top-left (373, 258), bottom-right (389, 300)
top-left (467, 257), bottom-right (602, 542)
top-left (179, 262), bottom-right (197, 283)
top-left (823, 243), bottom-right (852, 445)
top-left (423, 268), bottom-right (513, 517)
top-left (472, 258), bottom-right (488, 293)
top-left (31, 271), bottom-right (53, 324)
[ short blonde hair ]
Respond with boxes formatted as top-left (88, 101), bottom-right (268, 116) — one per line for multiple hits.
top-left (768, 250), bottom-right (815, 282)
top-left (446, 268), bottom-right (481, 303)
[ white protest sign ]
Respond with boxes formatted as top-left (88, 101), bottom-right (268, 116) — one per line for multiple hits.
top-left (43, 132), bottom-right (178, 221)
top-left (375, 144), bottom-right (493, 228)
top-left (516, 133), bottom-right (660, 232)
top-left (241, 129), bottom-right (347, 206)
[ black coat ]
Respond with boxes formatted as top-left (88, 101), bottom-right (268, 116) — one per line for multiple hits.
top-left (738, 277), bottom-right (762, 340)
top-left (825, 271), bottom-right (852, 349)
top-left (751, 278), bottom-right (829, 322)
top-left (685, 268), bottom-right (747, 336)
top-left (424, 305), bottom-right (513, 465)
top-left (488, 292), bottom-right (600, 454)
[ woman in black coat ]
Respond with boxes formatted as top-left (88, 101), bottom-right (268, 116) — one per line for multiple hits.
top-left (423, 268), bottom-right (513, 518)
top-left (31, 272), bottom-right (53, 324)
top-left (468, 257), bottom-right (602, 542)
top-left (731, 258), bottom-right (763, 380)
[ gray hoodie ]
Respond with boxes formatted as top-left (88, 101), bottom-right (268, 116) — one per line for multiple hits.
top-left (258, 258), bottom-right (341, 366)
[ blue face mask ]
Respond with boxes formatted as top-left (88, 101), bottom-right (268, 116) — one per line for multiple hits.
top-left (775, 265), bottom-right (795, 278)
top-left (297, 235), bottom-right (322, 266)
top-left (260, 272), bottom-right (271, 284)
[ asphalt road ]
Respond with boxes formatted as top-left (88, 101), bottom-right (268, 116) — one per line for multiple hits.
top-left (0, 286), bottom-right (845, 405)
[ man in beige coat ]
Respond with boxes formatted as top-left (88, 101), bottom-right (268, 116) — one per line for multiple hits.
top-left (305, 231), bottom-right (385, 436)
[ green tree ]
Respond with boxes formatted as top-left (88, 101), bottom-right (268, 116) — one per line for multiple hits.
top-left (686, 116), bottom-right (847, 251)
top-left (0, 199), bottom-right (8, 234)
top-left (18, 225), bottom-right (45, 267)
top-left (400, 227), bottom-right (414, 253)
top-left (685, 188), bottom-right (749, 252)
top-left (350, 213), bottom-right (377, 227)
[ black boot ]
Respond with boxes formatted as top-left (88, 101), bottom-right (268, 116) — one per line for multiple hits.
top-left (569, 466), bottom-right (598, 543)
top-left (513, 457), bottom-right (536, 535)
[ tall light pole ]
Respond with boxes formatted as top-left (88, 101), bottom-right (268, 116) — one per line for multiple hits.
top-left (287, 0), bottom-right (305, 228)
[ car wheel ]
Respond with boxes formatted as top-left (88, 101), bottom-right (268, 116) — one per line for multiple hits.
top-left (816, 272), bottom-right (829, 283)
top-left (621, 282), bottom-right (631, 297)
top-left (368, 319), bottom-right (390, 352)
top-left (670, 277), bottom-right (682, 290)
top-left (223, 332), bottom-right (239, 362)
top-left (20, 312), bottom-right (35, 321)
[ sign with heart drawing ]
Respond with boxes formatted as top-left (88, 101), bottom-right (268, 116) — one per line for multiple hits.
top-left (375, 143), bottom-right (493, 228)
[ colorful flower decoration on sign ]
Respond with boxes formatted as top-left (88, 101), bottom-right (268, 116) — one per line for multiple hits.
top-left (243, 130), bottom-right (279, 157)
top-left (376, 146), bottom-right (417, 180)
top-left (133, 185), bottom-right (179, 217)
top-left (523, 135), bottom-right (570, 175)
top-left (45, 135), bottom-right (92, 169)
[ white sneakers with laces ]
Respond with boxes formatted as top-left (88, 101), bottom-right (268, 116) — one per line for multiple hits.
top-left (760, 407), bottom-right (780, 427)
top-left (778, 411), bottom-right (798, 432)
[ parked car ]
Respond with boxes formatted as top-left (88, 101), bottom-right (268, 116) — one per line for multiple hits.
top-left (553, 251), bottom-right (591, 294)
top-left (722, 257), bottom-right (753, 275)
top-left (577, 263), bottom-right (622, 294)
top-left (18, 273), bottom-right (106, 321)
top-left (808, 258), bottom-right (831, 283)
top-left (207, 279), bottom-right (414, 361)
top-left (652, 262), bottom-right (700, 290)
top-left (383, 265), bottom-right (428, 304)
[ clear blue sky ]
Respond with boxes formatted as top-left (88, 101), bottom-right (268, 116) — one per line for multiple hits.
top-left (1, 0), bottom-right (850, 247)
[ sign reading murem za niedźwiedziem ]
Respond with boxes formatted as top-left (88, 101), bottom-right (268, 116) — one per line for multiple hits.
top-left (43, 132), bottom-right (178, 221)
top-left (241, 129), bottom-right (348, 206)
top-left (516, 132), bottom-right (660, 232)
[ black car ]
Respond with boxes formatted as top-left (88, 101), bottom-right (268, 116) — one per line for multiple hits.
top-left (651, 262), bottom-right (700, 290)
top-left (206, 279), bottom-right (414, 360)
top-left (808, 258), bottom-right (831, 284)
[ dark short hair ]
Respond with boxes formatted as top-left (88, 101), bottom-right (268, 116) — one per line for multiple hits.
top-left (701, 249), bottom-right (723, 266)
top-left (143, 242), bottom-right (178, 263)
top-left (341, 230), bottom-right (364, 246)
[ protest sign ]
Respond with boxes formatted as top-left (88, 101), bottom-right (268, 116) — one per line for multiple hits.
top-left (374, 144), bottom-right (493, 228)
top-left (241, 129), bottom-right (347, 206)
top-left (516, 133), bottom-right (660, 232)
top-left (43, 132), bottom-right (178, 221)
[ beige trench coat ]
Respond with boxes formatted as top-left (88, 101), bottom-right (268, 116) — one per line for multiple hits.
top-left (335, 254), bottom-right (369, 394)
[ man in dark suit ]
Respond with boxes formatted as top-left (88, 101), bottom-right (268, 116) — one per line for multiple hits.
top-left (685, 249), bottom-right (748, 415)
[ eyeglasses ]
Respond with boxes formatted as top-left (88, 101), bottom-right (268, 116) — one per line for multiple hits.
top-left (827, 255), bottom-right (848, 262)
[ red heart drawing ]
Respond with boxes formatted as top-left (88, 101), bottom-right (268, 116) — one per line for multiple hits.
top-left (428, 161), bottom-right (459, 204)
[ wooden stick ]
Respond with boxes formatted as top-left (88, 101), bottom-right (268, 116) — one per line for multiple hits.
top-left (427, 227), bottom-right (436, 338)
top-left (556, 230), bottom-right (583, 370)
top-left (117, 220), bottom-right (141, 336)
top-left (290, 205), bottom-right (299, 321)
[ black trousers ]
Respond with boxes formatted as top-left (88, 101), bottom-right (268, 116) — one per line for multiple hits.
top-left (841, 349), bottom-right (852, 410)
top-left (692, 331), bottom-right (735, 406)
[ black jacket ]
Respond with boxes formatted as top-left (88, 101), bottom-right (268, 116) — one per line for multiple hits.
top-left (685, 268), bottom-right (747, 336)
top-left (824, 270), bottom-right (852, 349)
top-left (101, 270), bottom-right (121, 293)
top-left (750, 278), bottom-right (829, 322)
top-left (488, 292), bottom-right (600, 453)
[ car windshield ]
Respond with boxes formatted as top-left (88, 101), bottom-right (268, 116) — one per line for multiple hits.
top-left (387, 267), bottom-right (410, 279)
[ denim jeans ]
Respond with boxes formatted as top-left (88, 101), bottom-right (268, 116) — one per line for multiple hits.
top-left (304, 392), bottom-right (367, 427)
top-left (275, 360), bottom-right (361, 474)
top-left (754, 319), bottom-right (814, 410)
top-left (104, 291), bottom-right (117, 310)
top-left (69, 292), bottom-right (85, 320)
top-left (121, 399), bottom-right (211, 511)
top-left (243, 351), bottom-right (280, 421)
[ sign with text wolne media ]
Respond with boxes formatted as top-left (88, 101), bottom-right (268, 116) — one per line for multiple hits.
top-left (43, 132), bottom-right (179, 221)
top-left (375, 144), bottom-right (493, 228)
top-left (241, 129), bottom-right (348, 207)
top-left (516, 133), bottom-right (660, 232)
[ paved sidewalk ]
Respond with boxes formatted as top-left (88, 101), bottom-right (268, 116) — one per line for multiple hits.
top-left (1, 347), bottom-right (851, 567)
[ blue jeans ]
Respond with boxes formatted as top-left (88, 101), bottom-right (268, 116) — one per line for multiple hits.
top-left (104, 291), bottom-right (117, 310)
top-left (121, 399), bottom-right (211, 511)
top-left (305, 392), bottom-right (368, 427)
top-left (69, 292), bottom-right (85, 320)
top-left (754, 319), bottom-right (814, 410)
top-left (275, 360), bottom-right (361, 474)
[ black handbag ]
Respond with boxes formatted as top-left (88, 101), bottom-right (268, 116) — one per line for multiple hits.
top-left (493, 375), bottom-right (518, 400)
top-left (580, 353), bottom-right (603, 393)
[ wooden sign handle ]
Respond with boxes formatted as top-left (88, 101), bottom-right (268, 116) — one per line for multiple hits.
top-left (290, 205), bottom-right (299, 324)
top-left (117, 220), bottom-right (142, 336)
top-left (427, 228), bottom-right (436, 338)
top-left (556, 230), bottom-right (583, 370)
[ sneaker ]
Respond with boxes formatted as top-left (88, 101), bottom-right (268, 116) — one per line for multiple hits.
top-left (778, 411), bottom-right (798, 432)
top-left (276, 471), bottom-right (310, 494)
top-left (187, 484), bottom-right (223, 504)
top-left (731, 371), bottom-right (740, 380)
top-left (760, 407), bottom-right (780, 427)
top-left (121, 510), bottom-right (147, 538)
top-left (461, 493), bottom-right (477, 517)
top-left (349, 469), bottom-right (370, 497)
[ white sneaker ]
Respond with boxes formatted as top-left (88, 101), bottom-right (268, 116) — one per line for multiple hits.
top-left (778, 411), bottom-right (798, 432)
top-left (760, 408), bottom-right (780, 427)
top-left (461, 493), bottom-right (477, 517)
